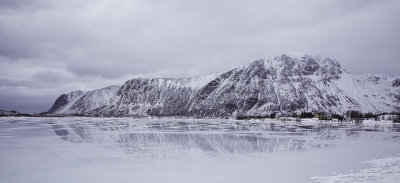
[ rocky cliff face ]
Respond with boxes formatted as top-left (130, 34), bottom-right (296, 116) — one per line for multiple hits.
top-left (48, 90), bottom-right (84, 113)
top-left (48, 87), bottom-right (119, 114)
top-left (48, 54), bottom-right (400, 117)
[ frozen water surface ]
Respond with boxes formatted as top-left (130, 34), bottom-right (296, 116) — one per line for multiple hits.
top-left (1, 117), bottom-right (400, 183)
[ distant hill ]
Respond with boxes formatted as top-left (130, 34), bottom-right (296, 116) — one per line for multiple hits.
top-left (0, 109), bottom-right (31, 117)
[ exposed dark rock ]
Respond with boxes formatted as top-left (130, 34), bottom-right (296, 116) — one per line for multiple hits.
top-left (48, 94), bottom-right (68, 113)
top-left (393, 78), bottom-right (400, 87)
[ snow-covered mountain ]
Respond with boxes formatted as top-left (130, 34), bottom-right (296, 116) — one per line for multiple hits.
top-left (48, 54), bottom-right (400, 117)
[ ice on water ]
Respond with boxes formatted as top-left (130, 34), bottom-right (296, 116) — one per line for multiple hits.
top-left (1, 117), bottom-right (400, 183)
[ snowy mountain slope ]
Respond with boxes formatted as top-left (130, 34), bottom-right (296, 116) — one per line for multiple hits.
top-left (48, 54), bottom-right (400, 117)
top-left (48, 90), bottom-right (85, 113)
top-left (48, 86), bottom-right (120, 114)
top-left (91, 73), bottom-right (221, 116)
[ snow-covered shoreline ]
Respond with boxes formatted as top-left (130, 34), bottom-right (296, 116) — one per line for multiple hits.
top-left (1, 115), bottom-right (398, 125)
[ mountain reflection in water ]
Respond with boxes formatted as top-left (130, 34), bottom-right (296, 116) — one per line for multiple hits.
top-left (50, 118), bottom-right (400, 156)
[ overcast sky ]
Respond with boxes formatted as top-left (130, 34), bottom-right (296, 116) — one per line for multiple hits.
top-left (0, 0), bottom-right (399, 114)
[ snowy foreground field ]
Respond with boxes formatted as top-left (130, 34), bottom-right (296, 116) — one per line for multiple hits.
top-left (1, 117), bottom-right (400, 183)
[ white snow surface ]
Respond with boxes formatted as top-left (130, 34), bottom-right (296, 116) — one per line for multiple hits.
top-left (311, 155), bottom-right (400, 183)
top-left (333, 72), bottom-right (399, 113)
top-left (185, 71), bottom-right (222, 89)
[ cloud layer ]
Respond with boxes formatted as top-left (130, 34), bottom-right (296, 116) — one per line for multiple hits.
top-left (1, 0), bottom-right (399, 113)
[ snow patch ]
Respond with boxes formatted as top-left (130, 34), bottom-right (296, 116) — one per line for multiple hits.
top-left (311, 154), bottom-right (400, 183)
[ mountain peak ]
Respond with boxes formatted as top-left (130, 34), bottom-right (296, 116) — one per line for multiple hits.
top-left (240, 54), bottom-right (342, 81)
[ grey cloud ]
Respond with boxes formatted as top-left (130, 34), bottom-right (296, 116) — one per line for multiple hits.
top-left (0, 0), bottom-right (48, 11)
top-left (0, 90), bottom-right (53, 114)
top-left (0, 0), bottom-right (399, 113)
top-left (0, 25), bottom-right (39, 59)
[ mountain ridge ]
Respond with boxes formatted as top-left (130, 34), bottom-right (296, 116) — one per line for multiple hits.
top-left (48, 54), bottom-right (400, 117)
